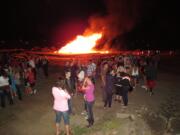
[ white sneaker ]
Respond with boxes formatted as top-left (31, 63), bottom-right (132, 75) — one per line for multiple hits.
top-left (81, 111), bottom-right (87, 115)
top-left (141, 85), bottom-right (147, 90)
top-left (33, 89), bottom-right (37, 94)
top-left (122, 106), bottom-right (127, 109)
top-left (85, 116), bottom-right (88, 120)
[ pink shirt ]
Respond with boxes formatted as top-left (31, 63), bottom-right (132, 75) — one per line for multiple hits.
top-left (52, 87), bottom-right (71, 112)
top-left (84, 84), bottom-right (95, 102)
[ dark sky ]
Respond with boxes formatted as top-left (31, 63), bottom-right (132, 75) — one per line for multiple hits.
top-left (0, 0), bottom-right (179, 49)
top-left (0, 0), bottom-right (105, 40)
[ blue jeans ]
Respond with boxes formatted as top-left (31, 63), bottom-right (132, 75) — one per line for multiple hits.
top-left (55, 110), bottom-right (69, 125)
top-left (85, 100), bottom-right (94, 125)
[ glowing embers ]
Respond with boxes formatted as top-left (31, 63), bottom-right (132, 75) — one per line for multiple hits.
top-left (58, 33), bottom-right (102, 54)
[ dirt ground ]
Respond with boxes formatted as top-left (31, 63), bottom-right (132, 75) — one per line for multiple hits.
top-left (0, 55), bottom-right (180, 135)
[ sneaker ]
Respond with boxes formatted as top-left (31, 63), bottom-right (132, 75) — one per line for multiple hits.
top-left (122, 105), bottom-right (127, 109)
top-left (141, 85), bottom-right (147, 90)
top-left (33, 89), bottom-right (37, 94)
top-left (85, 116), bottom-right (88, 120)
top-left (86, 124), bottom-right (92, 128)
top-left (81, 111), bottom-right (87, 115)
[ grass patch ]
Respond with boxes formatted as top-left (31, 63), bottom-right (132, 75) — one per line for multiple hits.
top-left (102, 120), bottom-right (120, 130)
top-left (83, 118), bottom-right (124, 135)
top-left (72, 126), bottom-right (88, 135)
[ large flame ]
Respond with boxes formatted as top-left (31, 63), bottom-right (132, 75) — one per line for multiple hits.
top-left (58, 33), bottom-right (103, 54)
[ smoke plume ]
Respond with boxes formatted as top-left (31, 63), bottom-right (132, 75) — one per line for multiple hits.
top-left (85, 0), bottom-right (141, 50)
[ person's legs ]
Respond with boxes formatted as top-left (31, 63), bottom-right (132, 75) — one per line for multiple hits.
top-left (118, 88), bottom-right (123, 103)
top-left (55, 111), bottom-right (62, 135)
top-left (30, 83), bottom-right (36, 94)
top-left (149, 88), bottom-right (154, 96)
top-left (104, 92), bottom-right (108, 108)
top-left (65, 125), bottom-right (70, 135)
top-left (108, 93), bottom-right (113, 108)
top-left (134, 77), bottom-right (137, 87)
top-left (0, 91), bottom-right (5, 108)
top-left (4, 90), bottom-right (13, 105)
top-left (71, 77), bottom-right (76, 91)
top-left (124, 91), bottom-right (128, 106)
top-left (55, 123), bottom-right (60, 135)
top-left (118, 96), bottom-right (122, 103)
top-left (102, 86), bottom-right (106, 102)
top-left (62, 111), bottom-right (70, 135)
top-left (114, 87), bottom-right (119, 101)
top-left (122, 88), bottom-right (128, 106)
top-left (86, 101), bottom-right (94, 127)
top-left (16, 85), bottom-right (22, 100)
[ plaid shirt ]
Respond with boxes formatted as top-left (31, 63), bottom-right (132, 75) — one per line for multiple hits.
top-left (87, 63), bottom-right (96, 77)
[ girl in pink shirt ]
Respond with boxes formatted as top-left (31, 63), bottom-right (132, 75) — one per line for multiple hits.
top-left (81, 77), bottom-right (95, 128)
top-left (52, 79), bottom-right (71, 135)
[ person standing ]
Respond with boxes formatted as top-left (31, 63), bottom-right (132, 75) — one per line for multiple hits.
top-left (114, 72), bottom-right (123, 103)
top-left (42, 56), bottom-right (49, 78)
top-left (87, 60), bottom-right (96, 84)
top-left (104, 69), bottom-right (115, 108)
top-left (145, 61), bottom-right (157, 96)
top-left (100, 62), bottom-right (109, 102)
top-left (25, 67), bottom-right (36, 94)
top-left (52, 78), bottom-right (71, 135)
top-left (0, 69), bottom-right (13, 108)
top-left (131, 64), bottom-right (139, 88)
top-left (28, 57), bottom-right (36, 79)
top-left (120, 72), bottom-right (131, 108)
top-left (81, 77), bottom-right (95, 128)
top-left (14, 70), bottom-right (22, 100)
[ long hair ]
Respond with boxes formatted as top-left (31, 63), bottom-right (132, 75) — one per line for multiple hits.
top-left (54, 76), bottom-right (66, 90)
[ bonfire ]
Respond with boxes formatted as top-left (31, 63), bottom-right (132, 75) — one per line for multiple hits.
top-left (58, 33), bottom-right (109, 54)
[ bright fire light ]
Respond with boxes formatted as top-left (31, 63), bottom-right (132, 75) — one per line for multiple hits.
top-left (58, 33), bottom-right (103, 54)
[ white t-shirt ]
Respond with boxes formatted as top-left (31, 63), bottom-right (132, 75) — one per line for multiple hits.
top-left (78, 70), bottom-right (85, 82)
top-left (132, 68), bottom-right (139, 76)
top-left (0, 76), bottom-right (9, 87)
top-left (28, 60), bottom-right (35, 68)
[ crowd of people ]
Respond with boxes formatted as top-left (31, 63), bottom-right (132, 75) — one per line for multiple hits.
top-left (0, 53), bottom-right (49, 108)
top-left (52, 53), bottom-right (159, 135)
top-left (1, 51), bottom-right (160, 135)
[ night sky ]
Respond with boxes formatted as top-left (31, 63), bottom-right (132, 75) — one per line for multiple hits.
top-left (0, 0), bottom-right (179, 49)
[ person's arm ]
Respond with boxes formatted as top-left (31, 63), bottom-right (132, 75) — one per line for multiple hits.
top-left (63, 89), bottom-right (71, 99)
top-left (100, 74), bottom-right (106, 86)
top-left (81, 78), bottom-right (90, 92)
top-left (81, 85), bottom-right (87, 91)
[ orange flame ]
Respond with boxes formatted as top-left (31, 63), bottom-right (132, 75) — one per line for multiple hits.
top-left (58, 33), bottom-right (103, 54)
